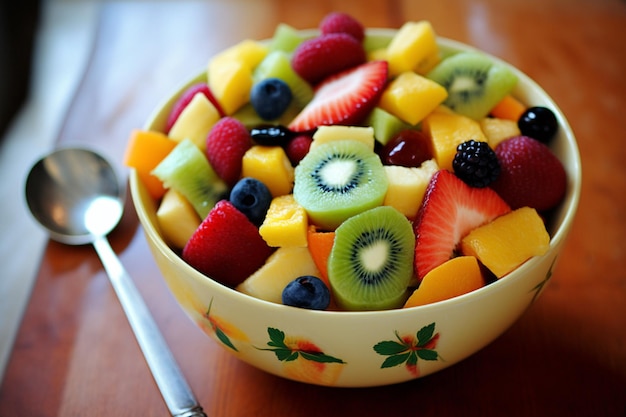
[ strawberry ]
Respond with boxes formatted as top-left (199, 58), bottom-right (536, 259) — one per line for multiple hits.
top-left (205, 117), bottom-right (251, 187)
top-left (288, 60), bottom-right (388, 132)
top-left (285, 134), bottom-right (313, 166)
top-left (182, 200), bottom-right (274, 287)
top-left (491, 135), bottom-right (566, 212)
top-left (414, 170), bottom-right (511, 280)
top-left (291, 33), bottom-right (366, 85)
top-left (165, 82), bottom-right (225, 133)
top-left (319, 12), bottom-right (365, 42)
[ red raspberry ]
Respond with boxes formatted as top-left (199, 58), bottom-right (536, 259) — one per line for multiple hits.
top-left (491, 135), bottom-right (566, 212)
top-left (319, 12), bottom-right (365, 42)
top-left (182, 200), bottom-right (274, 287)
top-left (205, 117), bottom-right (251, 187)
top-left (285, 134), bottom-right (313, 166)
top-left (291, 33), bottom-right (366, 85)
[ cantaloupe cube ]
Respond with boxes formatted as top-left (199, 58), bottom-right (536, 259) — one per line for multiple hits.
top-left (460, 207), bottom-right (550, 278)
top-left (311, 125), bottom-right (375, 150)
top-left (421, 111), bottom-right (488, 171)
top-left (386, 21), bottom-right (440, 76)
top-left (382, 159), bottom-right (438, 218)
top-left (379, 71), bottom-right (448, 125)
top-left (156, 189), bottom-right (201, 249)
top-left (480, 117), bottom-right (521, 148)
top-left (241, 146), bottom-right (294, 197)
top-left (259, 194), bottom-right (308, 247)
top-left (168, 93), bottom-right (221, 150)
top-left (404, 256), bottom-right (484, 308)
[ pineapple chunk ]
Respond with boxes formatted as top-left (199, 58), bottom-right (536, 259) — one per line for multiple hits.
top-left (311, 125), bottom-right (375, 150)
top-left (387, 21), bottom-right (441, 76)
top-left (480, 117), bottom-right (521, 148)
top-left (259, 194), bottom-right (308, 247)
top-left (241, 145), bottom-right (294, 197)
top-left (422, 111), bottom-right (488, 171)
top-left (168, 93), bottom-right (220, 150)
top-left (236, 246), bottom-right (322, 304)
top-left (382, 159), bottom-right (438, 218)
top-left (156, 189), bottom-right (201, 249)
top-left (460, 207), bottom-right (550, 278)
top-left (379, 71), bottom-right (448, 125)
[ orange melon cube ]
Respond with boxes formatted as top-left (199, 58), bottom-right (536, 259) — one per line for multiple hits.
top-left (403, 256), bottom-right (484, 308)
top-left (460, 207), bottom-right (550, 278)
top-left (489, 94), bottom-right (527, 121)
top-left (306, 226), bottom-right (335, 287)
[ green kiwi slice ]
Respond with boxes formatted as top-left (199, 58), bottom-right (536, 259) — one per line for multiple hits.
top-left (293, 140), bottom-right (388, 230)
top-left (152, 139), bottom-right (227, 219)
top-left (328, 206), bottom-right (415, 310)
top-left (427, 51), bottom-right (517, 120)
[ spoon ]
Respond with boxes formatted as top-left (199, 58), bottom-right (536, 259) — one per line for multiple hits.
top-left (25, 147), bottom-right (207, 417)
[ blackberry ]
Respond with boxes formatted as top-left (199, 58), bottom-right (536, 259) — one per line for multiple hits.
top-left (452, 140), bottom-right (500, 188)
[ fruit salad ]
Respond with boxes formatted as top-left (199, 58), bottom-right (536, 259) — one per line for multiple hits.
top-left (124, 12), bottom-right (567, 312)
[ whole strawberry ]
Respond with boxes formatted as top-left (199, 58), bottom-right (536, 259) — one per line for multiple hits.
top-left (182, 200), bottom-right (274, 287)
top-left (206, 117), bottom-right (251, 187)
top-left (491, 135), bottom-right (566, 212)
top-left (319, 12), bottom-right (365, 42)
top-left (291, 33), bottom-right (366, 85)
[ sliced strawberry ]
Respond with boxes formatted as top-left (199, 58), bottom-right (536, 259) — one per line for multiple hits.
top-left (291, 33), bottom-right (366, 85)
top-left (319, 12), bottom-right (365, 42)
top-left (205, 117), bottom-right (251, 187)
top-left (288, 60), bottom-right (388, 133)
top-left (182, 200), bottom-right (274, 288)
top-left (165, 83), bottom-right (225, 133)
top-left (414, 170), bottom-right (511, 280)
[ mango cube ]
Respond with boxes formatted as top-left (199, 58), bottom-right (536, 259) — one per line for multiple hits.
top-left (382, 159), bottom-right (438, 218)
top-left (480, 117), bottom-right (521, 148)
top-left (379, 71), bottom-right (448, 125)
top-left (156, 189), bottom-right (201, 249)
top-left (168, 93), bottom-right (221, 150)
top-left (259, 194), bottom-right (308, 247)
top-left (460, 207), bottom-right (550, 278)
top-left (241, 145), bottom-right (294, 197)
top-left (311, 125), bottom-right (375, 150)
top-left (387, 21), bottom-right (440, 76)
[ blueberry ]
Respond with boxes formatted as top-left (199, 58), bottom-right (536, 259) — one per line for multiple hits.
top-left (250, 78), bottom-right (292, 121)
top-left (518, 106), bottom-right (558, 143)
top-left (229, 177), bottom-right (272, 226)
top-left (282, 276), bottom-right (330, 310)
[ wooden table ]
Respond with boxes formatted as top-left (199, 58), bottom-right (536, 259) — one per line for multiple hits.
top-left (2, 1), bottom-right (625, 416)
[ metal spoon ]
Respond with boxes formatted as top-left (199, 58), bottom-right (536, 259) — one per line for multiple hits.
top-left (25, 147), bottom-right (207, 417)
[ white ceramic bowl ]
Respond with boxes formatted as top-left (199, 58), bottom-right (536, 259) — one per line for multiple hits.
top-left (129, 29), bottom-right (581, 387)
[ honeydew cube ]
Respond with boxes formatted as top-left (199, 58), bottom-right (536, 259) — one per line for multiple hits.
top-left (259, 194), bottom-right (308, 247)
top-left (311, 125), bottom-right (375, 150)
top-left (379, 71), bottom-right (448, 125)
top-left (382, 159), bottom-right (439, 218)
top-left (386, 21), bottom-right (441, 76)
top-left (269, 23), bottom-right (307, 53)
top-left (241, 145), bottom-right (294, 197)
top-left (421, 111), bottom-right (488, 171)
top-left (365, 107), bottom-right (411, 146)
top-left (460, 207), bottom-right (550, 278)
top-left (156, 189), bottom-right (201, 249)
top-left (168, 93), bottom-right (220, 150)
top-left (480, 117), bottom-right (521, 148)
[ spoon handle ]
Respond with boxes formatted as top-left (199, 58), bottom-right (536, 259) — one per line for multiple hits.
top-left (92, 235), bottom-right (207, 417)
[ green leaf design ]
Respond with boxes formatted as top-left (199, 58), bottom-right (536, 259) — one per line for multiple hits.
top-left (204, 298), bottom-right (238, 352)
top-left (300, 351), bottom-right (346, 364)
top-left (416, 349), bottom-right (438, 361)
top-left (256, 327), bottom-right (346, 365)
top-left (373, 340), bottom-right (408, 355)
top-left (374, 323), bottom-right (440, 374)
top-left (416, 323), bottom-right (436, 347)
top-left (381, 352), bottom-right (411, 369)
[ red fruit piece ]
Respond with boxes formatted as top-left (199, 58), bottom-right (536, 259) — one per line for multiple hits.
top-left (291, 33), bottom-right (366, 85)
top-left (319, 12), bottom-right (365, 42)
top-left (414, 170), bottom-right (511, 280)
top-left (288, 60), bottom-right (388, 132)
top-left (285, 134), bottom-right (313, 166)
top-left (182, 200), bottom-right (274, 287)
top-left (165, 83), bottom-right (225, 133)
top-left (491, 135), bottom-right (566, 212)
top-left (205, 117), bottom-right (252, 187)
top-left (380, 129), bottom-right (433, 167)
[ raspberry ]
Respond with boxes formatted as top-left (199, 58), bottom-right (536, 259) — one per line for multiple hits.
top-left (319, 12), bottom-right (365, 42)
top-left (452, 140), bottom-right (500, 188)
top-left (285, 134), bottom-right (313, 166)
top-left (205, 117), bottom-right (251, 187)
top-left (291, 33), bottom-right (366, 85)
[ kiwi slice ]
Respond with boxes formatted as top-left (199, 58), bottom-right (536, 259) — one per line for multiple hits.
top-left (293, 140), bottom-right (388, 230)
top-left (427, 51), bottom-right (517, 120)
top-left (253, 51), bottom-right (314, 108)
top-left (328, 205), bottom-right (415, 310)
top-left (152, 139), bottom-right (227, 219)
top-left (269, 23), bottom-right (307, 53)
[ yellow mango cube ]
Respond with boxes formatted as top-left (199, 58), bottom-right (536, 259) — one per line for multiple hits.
top-left (480, 117), bottom-right (521, 148)
top-left (383, 159), bottom-right (438, 218)
top-left (241, 146), bottom-right (294, 197)
top-left (259, 194), bottom-right (308, 247)
top-left (422, 111), bottom-right (488, 171)
top-left (311, 125), bottom-right (375, 150)
top-left (209, 39), bottom-right (269, 70)
top-left (387, 21), bottom-right (441, 76)
top-left (460, 207), bottom-right (550, 278)
top-left (168, 93), bottom-right (221, 150)
top-left (379, 71), bottom-right (448, 125)
top-left (156, 189), bottom-right (201, 249)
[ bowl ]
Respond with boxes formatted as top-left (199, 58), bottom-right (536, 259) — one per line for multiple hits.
top-left (129, 29), bottom-right (581, 387)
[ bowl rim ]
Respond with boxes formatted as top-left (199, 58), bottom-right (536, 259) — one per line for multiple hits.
top-left (130, 28), bottom-right (582, 318)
